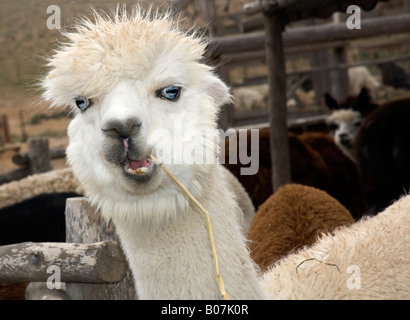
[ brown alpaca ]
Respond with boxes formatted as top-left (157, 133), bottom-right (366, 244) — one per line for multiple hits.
top-left (247, 184), bottom-right (354, 271)
top-left (355, 97), bottom-right (410, 215)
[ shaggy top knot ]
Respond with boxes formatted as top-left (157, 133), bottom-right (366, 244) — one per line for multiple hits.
top-left (42, 6), bottom-right (209, 109)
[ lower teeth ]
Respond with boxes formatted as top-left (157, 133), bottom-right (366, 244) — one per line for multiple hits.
top-left (126, 167), bottom-right (148, 175)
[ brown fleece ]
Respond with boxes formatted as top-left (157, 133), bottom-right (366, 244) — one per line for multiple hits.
top-left (247, 183), bottom-right (354, 272)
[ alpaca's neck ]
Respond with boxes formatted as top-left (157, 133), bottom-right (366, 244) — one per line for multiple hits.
top-left (112, 168), bottom-right (266, 300)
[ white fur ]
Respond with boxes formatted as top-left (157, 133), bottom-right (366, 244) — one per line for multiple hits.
top-left (43, 7), bottom-right (263, 299)
top-left (327, 109), bottom-right (362, 160)
top-left (232, 84), bottom-right (268, 111)
top-left (348, 66), bottom-right (381, 98)
top-left (42, 6), bottom-right (409, 300)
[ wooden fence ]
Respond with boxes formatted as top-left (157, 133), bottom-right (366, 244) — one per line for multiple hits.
top-left (0, 137), bottom-right (65, 185)
top-left (211, 13), bottom-right (410, 129)
top-left (0, 115), bottom-right (10, 146)
top-left (0, 197), bottom-right (137, 300)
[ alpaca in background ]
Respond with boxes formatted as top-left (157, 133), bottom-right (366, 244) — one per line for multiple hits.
top-left (224, 129), bottom-right (366, 219)
top-left (377, 62), bottom-right (410, 90)
top-left (355, 97), bottom-right (410, 215)
top-left (325, 87), bottom-right (378, 160)
top-left (326, 87), bottom-right (410, 215)
top-left (348, 66), bottom-right (383, 98)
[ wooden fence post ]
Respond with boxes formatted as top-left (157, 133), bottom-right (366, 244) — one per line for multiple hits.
top-left (27, 137), bottom-right (53, 174)
top-left (19, 111), bottom-right (27, 142)
top-left (263, 12), bottom-right (292, 192)
top-left (64, 197), bottom-right (137, 300)
top-left (331, 46), bottom-right (349, 102)
top-left (0, 115), bottom-right (10, 145)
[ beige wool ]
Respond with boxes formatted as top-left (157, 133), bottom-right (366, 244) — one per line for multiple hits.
top-left (0, 168), bottom-right (83, 208)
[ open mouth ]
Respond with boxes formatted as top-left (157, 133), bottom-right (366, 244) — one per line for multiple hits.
top-left (340, 139), bottom-right (352, 148)
top-left (123, 155), bottom-right (154, 176)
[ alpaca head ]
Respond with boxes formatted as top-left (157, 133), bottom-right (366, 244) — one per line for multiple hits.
top-left (326, 109), bottom-right (362, 156)
top-left (41, 7), bottom-right (231, 224)
top-left (325, 87), bottom-right (378, 158)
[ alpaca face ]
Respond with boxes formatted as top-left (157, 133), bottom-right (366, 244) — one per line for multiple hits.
top-left (327, 109), bottom-right (363, 155)
top-left (324, 88), bottom-right (378, 159)
top-left (42, 9), bottom-right (231, 222)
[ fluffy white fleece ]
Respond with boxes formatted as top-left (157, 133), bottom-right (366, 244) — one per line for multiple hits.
top-left (42, 7), bottom-right (263, 299)
top-left (0, 168), bottom-right (83, 208)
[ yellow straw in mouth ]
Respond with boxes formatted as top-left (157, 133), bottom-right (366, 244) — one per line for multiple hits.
top-left (148, 153), bottom-right (229, 300)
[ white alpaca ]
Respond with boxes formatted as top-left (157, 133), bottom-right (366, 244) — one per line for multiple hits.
top-left (42, 7), bottom-right (409, 300)
top-left (348, 66), bottom-right (381, 98)
top-left (42, 8), bottom-right (263, 299)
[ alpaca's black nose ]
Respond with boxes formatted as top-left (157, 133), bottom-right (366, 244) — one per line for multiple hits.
top-left (102, 117), bottom-right (142, 139)
top-left (100, 117), bottom-right (144, 164)
top-left (339, 133), bottom-right (348, 139)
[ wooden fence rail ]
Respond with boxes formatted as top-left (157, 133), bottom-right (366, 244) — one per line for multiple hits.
top-left (0, 197), bottom-right (137, 300)
top-left (0, 241), bottom-right (127, 284)
top-left (209, 13), bottom-right (410, 55)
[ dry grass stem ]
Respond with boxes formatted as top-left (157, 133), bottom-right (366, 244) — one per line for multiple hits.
top-left (148, 154), bottom-right (229, 300)
top-left (296, 257), bottom-right (341, 273)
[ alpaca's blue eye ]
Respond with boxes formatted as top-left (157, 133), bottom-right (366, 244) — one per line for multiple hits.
top-left (157, 86), bottom-right (181, 101)
top-left (75, 97), bottom-right (92, 111)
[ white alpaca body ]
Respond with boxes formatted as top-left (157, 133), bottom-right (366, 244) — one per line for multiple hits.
top-left (348, 66), bottom-right (381, 97)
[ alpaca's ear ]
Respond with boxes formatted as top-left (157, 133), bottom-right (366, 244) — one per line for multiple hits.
top-left (324, 93), bottom-right (339, 110)
top-left (203, 75), bottom-right (232, 108)
top-left (355, 87), bottom-right (376, 116)
top-left (357, 87), bottom-right (371, 104)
